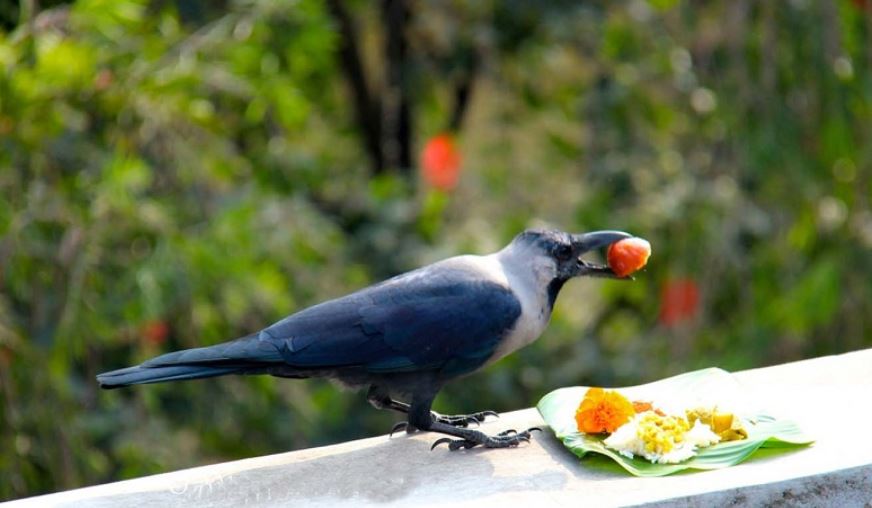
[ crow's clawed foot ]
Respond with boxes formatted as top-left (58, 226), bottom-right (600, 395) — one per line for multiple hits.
top-left (430, 427), bottom-right (541, 451)
top-left (389, 421), bottom-right (419, 437)
top-left (432, 410), bottom-right (499, 428)
top-left (388, 410), bottom-right (498, 437)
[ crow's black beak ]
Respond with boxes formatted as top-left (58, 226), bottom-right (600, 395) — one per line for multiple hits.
top-left (571, 230), bottom-right (633, 279)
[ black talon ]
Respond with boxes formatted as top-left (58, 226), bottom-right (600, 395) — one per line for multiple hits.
top-left (431, 438), bottom-right (453, 451)
top-left (389, 421), bottom-right (409, 437)
top-left (472, 410), bottom-right (499, 422)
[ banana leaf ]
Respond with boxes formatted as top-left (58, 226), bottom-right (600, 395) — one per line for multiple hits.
top-left (537, 368), bottom-right (813, 476)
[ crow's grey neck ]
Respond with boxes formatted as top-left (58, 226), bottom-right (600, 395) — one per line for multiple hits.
top-left (546, 277), bottom-right (566, 310)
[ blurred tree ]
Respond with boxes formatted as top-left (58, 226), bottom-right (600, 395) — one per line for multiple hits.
top-left (1, 0), bottom-right (871, 500)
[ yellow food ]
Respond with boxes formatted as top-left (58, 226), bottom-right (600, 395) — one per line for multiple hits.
top-left (636, 412), bottom-right (690, 455)
top-left (686, 407), bottom-right (748, 442)
top-left (604, 410), bottom-right (721, 464)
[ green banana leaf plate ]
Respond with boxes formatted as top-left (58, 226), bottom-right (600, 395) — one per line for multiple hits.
top-left (536, 368), bottom-right (814, 476)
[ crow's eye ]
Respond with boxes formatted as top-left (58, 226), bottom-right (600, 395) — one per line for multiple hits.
top-left (555, 244), bottom-right (572, 261)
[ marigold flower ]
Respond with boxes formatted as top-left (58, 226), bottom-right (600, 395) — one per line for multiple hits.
top-left (576, 387), bottom-right (636, 434)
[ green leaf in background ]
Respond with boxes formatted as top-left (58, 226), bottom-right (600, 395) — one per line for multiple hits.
top-left (537, 368), bottom-right (814, 477)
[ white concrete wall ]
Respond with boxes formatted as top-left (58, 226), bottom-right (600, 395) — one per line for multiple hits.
top-left (5, 349), bottom-right (872, 508)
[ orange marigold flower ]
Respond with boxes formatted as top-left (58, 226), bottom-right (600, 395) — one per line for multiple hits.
top-left (575, 387), bottom-right (636, 434)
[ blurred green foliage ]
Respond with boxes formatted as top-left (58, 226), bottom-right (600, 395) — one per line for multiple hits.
top-left (2, 0), bottom-right (871, 499)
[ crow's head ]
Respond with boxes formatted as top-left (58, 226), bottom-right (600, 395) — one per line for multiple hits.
top-left (507, 228), bottom-right (633, 288)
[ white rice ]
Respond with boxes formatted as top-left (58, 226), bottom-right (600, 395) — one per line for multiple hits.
top-left (603, 412), bottom-right (721, 464)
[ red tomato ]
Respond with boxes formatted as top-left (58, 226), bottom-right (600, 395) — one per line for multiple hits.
top-left (607, 238), bottom-right (651, 277)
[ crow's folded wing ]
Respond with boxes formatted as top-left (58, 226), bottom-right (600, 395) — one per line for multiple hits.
top-left (260, 266), bottom-right (523, 375)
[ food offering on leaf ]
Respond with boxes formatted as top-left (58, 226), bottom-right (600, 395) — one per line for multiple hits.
top-left (537, 368), bottom-right (814, 476)
top-left (607, 237), bottom-right (652, 277)
top-left (575, 387), bottom-right (747, 464)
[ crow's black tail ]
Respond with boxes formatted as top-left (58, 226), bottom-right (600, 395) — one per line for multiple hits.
top-left (97, 334), bottom-right (285, 389)
top-left (96, 364), bottom-right (247, 389)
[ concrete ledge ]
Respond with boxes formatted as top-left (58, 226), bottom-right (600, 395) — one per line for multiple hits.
top-left (7, 349), bottom-right (872, 507)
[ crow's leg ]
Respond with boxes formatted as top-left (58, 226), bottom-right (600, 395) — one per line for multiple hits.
top-left (366, 385), bottom-right (497, 432)
top-left (366, 385), bottom-right (412, 413)
top-left (407, 394), bottom-right (539, 451)
top-left (365, 387), bottom-right (419, 435)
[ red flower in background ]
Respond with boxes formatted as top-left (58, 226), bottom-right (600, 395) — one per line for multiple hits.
top-left (421, 133), bottom-right (461, 191)
top-left (659, 278), bottom-right (699, 327)
top-left (93, 69), bottom-right (114, 91)
top-left (142, 320), bottom-right (169, 346)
